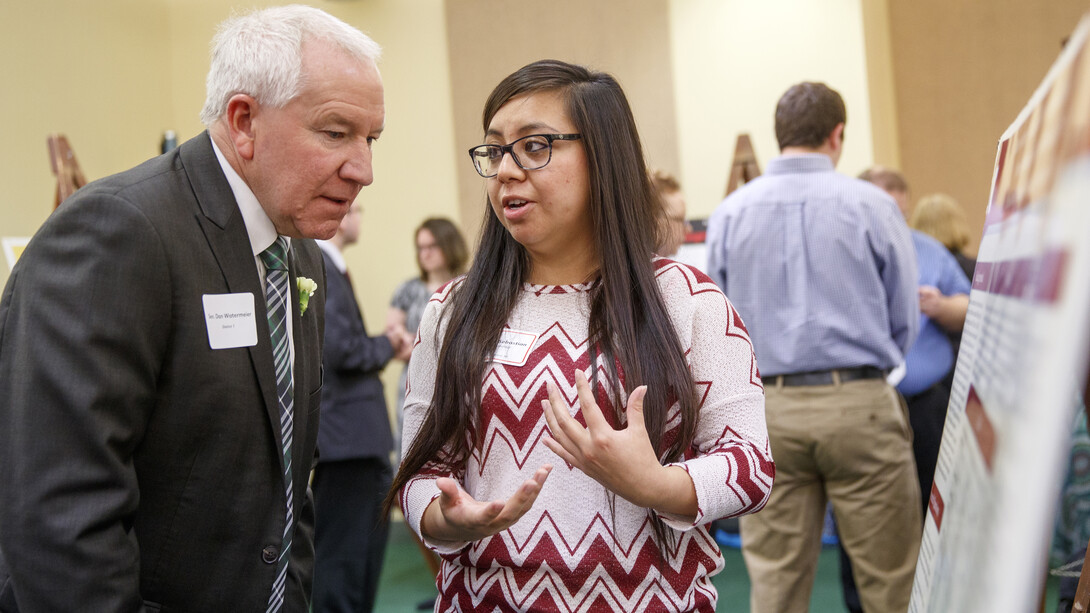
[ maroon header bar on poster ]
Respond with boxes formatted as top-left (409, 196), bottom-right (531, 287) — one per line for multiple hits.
top-left (970, 249), bottom-right (1068, 303)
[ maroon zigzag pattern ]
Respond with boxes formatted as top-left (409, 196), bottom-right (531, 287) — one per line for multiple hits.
top-left (401, 262), bottom-right (772, 613)
top-left (655, 259), bottom-right (763, 390)
top-left (472, 323), bottom-right (624, 475)
top-left (525, 279), bottom-right (598, 296)
top-left (436, 512), bottom-right (720, 612)
top-left (718, 445), bottom-right (774, 516)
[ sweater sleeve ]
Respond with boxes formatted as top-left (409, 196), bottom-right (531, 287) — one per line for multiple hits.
top-left (395, 282), bottom-right (471, 554)
top-left (653, 261), bottom-right (775, 530)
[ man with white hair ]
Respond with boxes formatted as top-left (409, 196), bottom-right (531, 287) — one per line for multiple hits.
top-left (0, 6), bottom-right (384, 612)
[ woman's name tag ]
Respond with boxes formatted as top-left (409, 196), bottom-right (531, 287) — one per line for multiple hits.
top-left (492, 328), bottom-right (539, 367)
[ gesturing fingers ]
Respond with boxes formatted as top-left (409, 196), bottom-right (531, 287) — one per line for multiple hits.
top-left (484, 465), bottom-right (553, 533)
top-left (539, 371), bottom-right (667, 509)
top-left (573, 370), bottom-right (610, 431)
top-left (542, 370), bottom-right (608, 456)
top-left (431, 467), bottom-right (553, 542)
top-left (624, 385), bottom-right (648, 435)
top-left (542, 382), bottom-right (579, 464)
top-left (507, 465), bottom-right (552, 515)
top-left (436, 477), bottom-right (502, 525)
top-left (543, 381), bottom-right (574, 439)
top-left (542, 408), bottom-right (578, 467)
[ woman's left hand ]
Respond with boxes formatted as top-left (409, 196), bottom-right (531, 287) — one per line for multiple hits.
top-left (541, 370), bottom-right (683, 511)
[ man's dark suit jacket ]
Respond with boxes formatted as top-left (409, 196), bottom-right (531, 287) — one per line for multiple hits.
top-left (318, 251), bottom-right (394, 462)
top-left (0, 133), bottom-right (325, 612)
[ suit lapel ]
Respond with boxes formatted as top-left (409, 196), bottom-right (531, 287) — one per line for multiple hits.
top-left (182, 133), bottom-right (287, 468)
top-left (288, 247), bottom-right (305, 467)
top-left (288, 241), bottom-right (322, 471)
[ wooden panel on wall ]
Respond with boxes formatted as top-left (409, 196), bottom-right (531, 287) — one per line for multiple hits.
top-left (861, 0), bottom-right (901, 170)
top-left (887, 0), bottom-right (1088, 255)
top-left (444, 0), bottom-right (679, 238)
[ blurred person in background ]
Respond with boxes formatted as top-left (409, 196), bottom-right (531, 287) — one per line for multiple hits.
top-left (910, 192), bottom-right (977, 281)
top-left (839, 166), bottom-right (970, 613)
top-left (651, 168), bottom-right (691, 257)
top-left (314, 201), bottom-right (408, 613)
top-left (708, 83), bottom-right (921, 613)
top-left (910, 191), bottom-right (977, 388)
top-left (387, 217), bottom-right (469, 433)
top-left (385, 216), bottom-right (468, 609)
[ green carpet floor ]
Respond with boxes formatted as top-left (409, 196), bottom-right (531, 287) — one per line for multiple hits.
top-left (372, 521), bottom-right (1062, 612)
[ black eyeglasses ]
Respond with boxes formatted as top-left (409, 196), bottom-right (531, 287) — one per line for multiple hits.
top-left (468, 133), bottom-right (582, 178)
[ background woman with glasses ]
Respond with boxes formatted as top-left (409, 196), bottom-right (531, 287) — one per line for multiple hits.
top-left (386, 59), bottom-right (774, 612)
top-left (387, 217), bottom-right (469, 444)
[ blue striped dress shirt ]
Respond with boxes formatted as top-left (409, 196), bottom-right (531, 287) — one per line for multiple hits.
top-left (706, 154), bottom-right (919, 377)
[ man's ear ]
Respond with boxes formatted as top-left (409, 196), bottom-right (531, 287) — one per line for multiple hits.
top-left (224, 94), bottom-right (258, 161)
top-left (828, 122), bottom-right (846, 151)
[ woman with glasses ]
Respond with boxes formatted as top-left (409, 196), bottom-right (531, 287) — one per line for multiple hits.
top-left (386, 59), bottom-right (774, 612)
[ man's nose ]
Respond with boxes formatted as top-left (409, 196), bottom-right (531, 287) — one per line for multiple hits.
top-left (341, 141), bottom-right (374, 186)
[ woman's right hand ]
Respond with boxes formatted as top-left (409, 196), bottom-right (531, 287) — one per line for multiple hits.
top-left (420, 466), bottom-right (552, 543)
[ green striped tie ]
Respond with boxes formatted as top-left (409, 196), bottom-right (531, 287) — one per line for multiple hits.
top-left (259, 237), bottom-right (294, 613)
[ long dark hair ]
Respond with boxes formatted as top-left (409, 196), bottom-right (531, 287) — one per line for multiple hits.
top-left (385, 60), bottom-right (697, 550)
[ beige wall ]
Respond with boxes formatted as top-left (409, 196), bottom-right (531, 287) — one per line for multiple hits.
top-left (0, 0), bottom-right (173, 287)
top-left (0, 0), bottom-right (459, 303)
top-left (670, 0), bottom-right (879, 219)
top-left (445, 0), bottom-right (679, 231)
top-left (3, 0), bottom-right (1086, 413)
top-left (884, 0), bottom-right (1088, 255)
top-left (0, 0), bottom-right (458, 414)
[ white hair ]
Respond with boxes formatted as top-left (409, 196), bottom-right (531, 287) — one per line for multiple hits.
top-left (200, 5), bottom-right (382, 127)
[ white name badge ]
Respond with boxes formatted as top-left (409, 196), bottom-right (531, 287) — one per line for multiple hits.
top-left (492, 328), bottom-right (539, 367)
top-left (203, 292), bottom-right (258, 350)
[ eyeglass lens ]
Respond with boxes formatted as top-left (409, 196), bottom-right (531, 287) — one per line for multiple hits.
top-left (473, 135), bottom-right (553, 177)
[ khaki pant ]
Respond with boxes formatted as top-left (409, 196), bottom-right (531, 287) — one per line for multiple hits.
top-left (740, 376), bottom-right (921, 613)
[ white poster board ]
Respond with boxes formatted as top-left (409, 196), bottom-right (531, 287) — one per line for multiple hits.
top-left (910, 14), bottom-right (1090, 613)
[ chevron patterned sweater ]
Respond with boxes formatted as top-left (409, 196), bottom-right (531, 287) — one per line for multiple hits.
top-left (398, 259), bottom-right (774, 612)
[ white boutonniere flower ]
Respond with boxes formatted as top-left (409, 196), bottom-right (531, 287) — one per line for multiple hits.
top-left (297, 277), bottom-right (318, 315)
